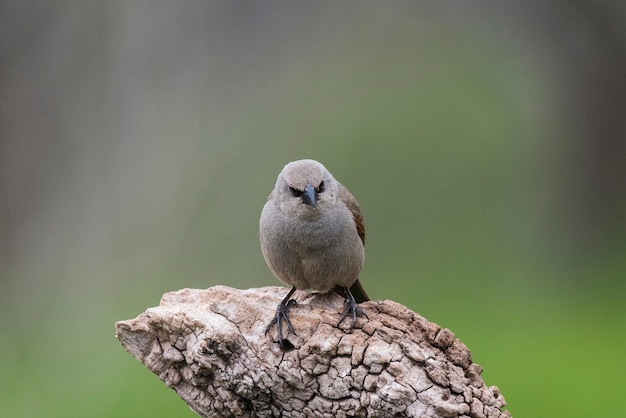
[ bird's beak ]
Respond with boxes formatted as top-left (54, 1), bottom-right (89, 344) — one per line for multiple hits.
top-left (302, 183), bottom-right (318, 209)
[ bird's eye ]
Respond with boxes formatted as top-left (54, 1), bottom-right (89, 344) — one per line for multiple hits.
top-left (289, 186), bottom-right (303, 197)
top-left (316, 181), bottom-right (325, 193)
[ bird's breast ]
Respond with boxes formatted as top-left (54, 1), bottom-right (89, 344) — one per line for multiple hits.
top-left (283, 212), bottom-right (344, 249)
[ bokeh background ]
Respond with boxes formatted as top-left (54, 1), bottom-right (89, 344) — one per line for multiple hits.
top-left (1, 1), bottom-right (625, 417)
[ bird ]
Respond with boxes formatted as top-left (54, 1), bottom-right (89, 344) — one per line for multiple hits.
top-left (260, 159), bottom-right (369, 349)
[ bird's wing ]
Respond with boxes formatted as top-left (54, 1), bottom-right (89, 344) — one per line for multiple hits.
top-left (335, 182), bottom-right (369, 302)
top-left (337, 182), bottom-right (365, 246)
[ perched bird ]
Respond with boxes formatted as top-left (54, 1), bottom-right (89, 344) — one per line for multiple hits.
top-left (260, 159), bottom-right (369, 349)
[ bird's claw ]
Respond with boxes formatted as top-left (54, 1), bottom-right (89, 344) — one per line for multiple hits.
top-left (337, 288), bottom-right (366, 331)
top-left (266, 289), bottom-right (298, 350)
top-left (337, 299), bottom-right (365, 330)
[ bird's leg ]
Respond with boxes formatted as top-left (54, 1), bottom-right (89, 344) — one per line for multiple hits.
top-left (338, 286), bottom-right (365, 330)
top-left (265, 286), bottom-right (297, 350)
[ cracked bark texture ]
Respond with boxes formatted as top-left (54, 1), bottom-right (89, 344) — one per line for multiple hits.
top-left (115, 286), bottom-right (511, 418)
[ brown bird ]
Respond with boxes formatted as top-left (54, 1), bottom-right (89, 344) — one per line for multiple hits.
top-left (260, 159), bottom-right (369, 349)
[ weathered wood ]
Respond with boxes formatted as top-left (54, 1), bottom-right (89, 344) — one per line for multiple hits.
top-left (116, 286), bottom-right (510, 418)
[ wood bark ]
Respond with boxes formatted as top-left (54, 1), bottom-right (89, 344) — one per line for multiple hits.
top-left (115, 286), bottom-right (511, 418)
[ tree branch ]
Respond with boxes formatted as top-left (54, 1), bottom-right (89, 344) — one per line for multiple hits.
top-left (115, 286), bottom-right (511, 418)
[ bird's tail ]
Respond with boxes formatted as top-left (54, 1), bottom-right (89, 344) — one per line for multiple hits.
top-left (334, 279), bottom-right (369, 303)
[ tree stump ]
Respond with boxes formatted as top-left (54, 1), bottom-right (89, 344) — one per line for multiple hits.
top-left (115, 286), bottom-right (511, 418)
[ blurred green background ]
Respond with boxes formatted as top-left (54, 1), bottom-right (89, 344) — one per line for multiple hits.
top-left (1, 1), bottom-right (625, 417)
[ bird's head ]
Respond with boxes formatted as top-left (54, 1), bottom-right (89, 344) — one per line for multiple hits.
top-left (275, 159), bottom-right (338, 215)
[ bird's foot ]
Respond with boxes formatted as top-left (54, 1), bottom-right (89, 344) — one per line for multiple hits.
top-left (337, 286), bottom-right (366, 331)
top-left (266, 287), bottom-right (298, 350)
